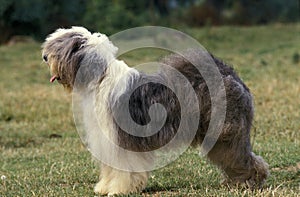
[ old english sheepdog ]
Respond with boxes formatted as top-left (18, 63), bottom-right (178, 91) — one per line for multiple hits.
top-left (42, 26), bottom-right (269, 195)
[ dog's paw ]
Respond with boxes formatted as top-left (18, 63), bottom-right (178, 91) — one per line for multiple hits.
top-left (94, 180), bottom-right (108, 195)
top-left (105, 183), bottom-right (143, 196)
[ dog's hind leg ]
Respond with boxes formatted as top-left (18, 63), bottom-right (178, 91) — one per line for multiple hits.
top-left (204, 76), bottom-right (269, 188)
top-left (206, 125), bottom-right (269, 189)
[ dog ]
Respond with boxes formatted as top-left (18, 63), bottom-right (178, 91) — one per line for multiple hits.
top-left (42, 26), bottom-right (269, 195)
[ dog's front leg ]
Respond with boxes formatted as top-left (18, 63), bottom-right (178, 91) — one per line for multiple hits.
top-left (94, 163), bottom-right (149, 195)
top-left (94, 163), bottom-right (112, 195)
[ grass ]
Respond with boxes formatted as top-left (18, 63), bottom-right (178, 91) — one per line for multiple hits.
top-left (1, 24), bottom-right (300, 196)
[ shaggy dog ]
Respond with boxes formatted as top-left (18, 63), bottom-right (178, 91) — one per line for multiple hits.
top-left (42, 27), bottom-right (269, 195)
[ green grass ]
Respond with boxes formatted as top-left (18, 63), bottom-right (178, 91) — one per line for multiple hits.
top-left (1, 24), bottom-right (300, 196)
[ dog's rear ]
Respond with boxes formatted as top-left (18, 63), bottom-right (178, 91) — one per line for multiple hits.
top-left (162, 50), bottom-right (269, 188)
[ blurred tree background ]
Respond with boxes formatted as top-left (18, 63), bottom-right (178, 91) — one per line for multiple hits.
top-left (0, 0), bottom-right (299, 44)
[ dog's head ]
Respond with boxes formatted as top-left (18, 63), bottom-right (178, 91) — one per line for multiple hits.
top-left (42, 26), bottom-right (118, 91)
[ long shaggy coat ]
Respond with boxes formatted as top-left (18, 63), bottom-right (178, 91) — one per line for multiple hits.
top-left (42, 27), bottom-right (269, 195)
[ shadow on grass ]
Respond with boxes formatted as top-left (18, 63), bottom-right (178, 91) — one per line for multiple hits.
top-left (0, 138), bottom-right (44, 149)
top-left (143, 185), bottom-right (178, 194)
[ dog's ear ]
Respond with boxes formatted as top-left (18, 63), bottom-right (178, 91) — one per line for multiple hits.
top-left (59, 34), bottom-right (87, 90)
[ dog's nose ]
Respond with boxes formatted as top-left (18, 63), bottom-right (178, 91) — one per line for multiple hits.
top-left (43, 55), bottom-right (48, 62)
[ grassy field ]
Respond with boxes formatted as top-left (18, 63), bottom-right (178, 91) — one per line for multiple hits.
top-left (0, 24), bottom-right (299, 196)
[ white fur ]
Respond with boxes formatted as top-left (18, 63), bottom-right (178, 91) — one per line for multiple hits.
top-left (94, 164), bottom-right (148, 195)
top-left (46, 26), bottom-right (91, 43)
top-left (76, 32), bottom-right (146, 194)
top-left (85, 59), bottom-right (138, 158)
top-left (90, 61), bottom-right (147, 195)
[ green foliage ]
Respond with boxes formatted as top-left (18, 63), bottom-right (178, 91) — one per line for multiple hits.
top-left (0, 0), bottom-right (85, 42)
top-left (0, 0), bottom-right (299, 44)
top-left (8, 0), bottom-right (46, 22)
top-left (0, 0), bottom-right (12, 16)
top-left (82, 0), bottom-right (148, 34)
top-left (186, 0), bottom-right (299, 26)
top-left (233, 0), bottom-right (299, 24)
